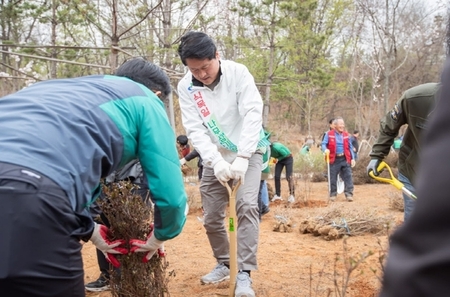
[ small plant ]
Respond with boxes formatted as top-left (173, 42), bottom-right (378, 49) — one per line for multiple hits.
top-left (387, 191), bottom-right (404, 212)
top-left (99, 181), bottom-right (172, 297)
top-left (332, 237), bottom-right (374, 297)
top-left (294, 151), bottom-right (328, 201)
top-left (370, 237), bottom-right (388, 284)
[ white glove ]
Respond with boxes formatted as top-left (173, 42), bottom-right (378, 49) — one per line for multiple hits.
top-left (180, 158), bottom-right (186, 165)
top-left (130, 231), bottom-right (165, 262)
top-left (351, 159), bottom-right (356, 168)
top-left (230, 157), bottom-right (249, 184)
top-left (89, 223), bottom-right (127, 268)
top-left (213, 159), bottom-right (232, 185)
top-left (324, 149), bottom-right (330, 155)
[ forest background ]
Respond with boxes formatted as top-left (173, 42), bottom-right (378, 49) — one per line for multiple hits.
top-left (1, 0), bottom-right (448, 145)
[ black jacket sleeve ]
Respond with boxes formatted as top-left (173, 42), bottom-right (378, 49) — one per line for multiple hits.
top-left (184, 149), bottom-right (200, 162)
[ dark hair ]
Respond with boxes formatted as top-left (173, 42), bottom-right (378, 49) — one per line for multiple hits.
top-left (115, 57), bottom-right (171, 101)
top-left (177, 31), bottom-right (217, 66)
top-left (176, 135), bottom-right (189, 145)
top-left (353, 130), bottom-right (359, 134)
top-left (329, 118), bottom-right (335, 124)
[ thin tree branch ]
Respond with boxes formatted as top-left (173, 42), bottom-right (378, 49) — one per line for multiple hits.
top-left (0, 76), bottom-right (31, 79)
top-left (73, 2), bottom-right (112, 38)
top-left (171, 0), bottom-right (210, 45)
top-left (118, 0), bottom-right (163, 39)
top-left (0, 49), bottom-right (109, 69)
top-left (111, 46), bottom-right (133, 56)
top-left (0, 62), bottom-right (42, 81)
top-left (2, 44), bottom-right (136, 50)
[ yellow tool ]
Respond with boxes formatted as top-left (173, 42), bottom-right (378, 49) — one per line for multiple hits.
top-left (369, 161), bottom-right (417, 200)
top-left (225, 180), bottom-right (241, 297)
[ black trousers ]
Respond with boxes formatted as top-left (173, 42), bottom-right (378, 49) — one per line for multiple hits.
top-left (0, 162), bottom-right (92, 297)
top-left (274, 155), bottom-right (294, 196)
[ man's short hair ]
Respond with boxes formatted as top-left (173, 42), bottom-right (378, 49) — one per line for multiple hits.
top-left (177, 31), bottom-right (217, 66)
top-left (329, 118), bottom-right (335, 125)
top-left (115, 57), bottom-right (171, 101)
top-left (353, 130), bottom-right (359, 134)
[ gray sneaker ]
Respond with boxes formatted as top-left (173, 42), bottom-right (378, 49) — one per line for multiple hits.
top-left (200, 263), bottom-right (230, 284)
top-left (235, 272), bottom-right (255, 297)
top-left (85, 275), bottom-right (110, 292)
top-left (346, 195), bottom-right (353, 202)
top-left (329, 196), bottom-right (336, 202)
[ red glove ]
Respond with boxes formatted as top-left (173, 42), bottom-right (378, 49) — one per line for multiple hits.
top-left (130, 224), bottom-right (165, 263)
top-left (89, 223), bottom-right (128, 268)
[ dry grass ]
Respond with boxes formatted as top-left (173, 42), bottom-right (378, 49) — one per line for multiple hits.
top-left (298, 204), bottom-right (396, 240)
top-left (184, 183), bottom-right (202, 213)
top-left (100, 181), bottom-right (172, 297)
top-left (387, 191), bottom-right (404, 212)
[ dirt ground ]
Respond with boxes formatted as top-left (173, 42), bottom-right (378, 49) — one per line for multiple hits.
top-left (83, 180), bottom-right (403, 297)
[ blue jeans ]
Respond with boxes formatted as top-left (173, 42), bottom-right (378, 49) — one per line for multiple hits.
top-left (398, 173), bottom-right (416, 221)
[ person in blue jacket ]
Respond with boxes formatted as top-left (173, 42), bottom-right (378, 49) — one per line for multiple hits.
top-left (0, 58), bottom-right (187, 297)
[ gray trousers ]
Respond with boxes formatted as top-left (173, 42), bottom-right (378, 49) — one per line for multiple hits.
top-left (201, 153), bottom-right (262, 271)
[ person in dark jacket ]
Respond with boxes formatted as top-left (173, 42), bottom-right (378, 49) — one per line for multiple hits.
top-left (379, 60), bottom-right (450, 297)
top-left (350, 130), bottom-right (359, 160)
top-left (181, 149), bottom-right (204, 180)
top-left (0, 58), bottom-right (187, 297)
top-left (176, 135), bottom-right (191, 158)
top-left (367, 82), bottom-right (440, 221)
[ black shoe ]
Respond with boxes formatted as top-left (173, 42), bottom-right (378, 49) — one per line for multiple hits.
top-left (261, 206), bottom-right (270, 216)
top-left (85, 276), bottom-right (110, 292)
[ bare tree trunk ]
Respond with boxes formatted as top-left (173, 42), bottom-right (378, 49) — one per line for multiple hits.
top-left (50, 0), bottom-right (58, 79)
top-left (164, 0), bottom-right (172, 69)
top-left (1, 0), bottom-right (9, 72)
top-left (263, 1), bottom-right (277, 128)
top-left (383, 0), bottom-right (391, 114)
top-left (110, 0), bottom-right (118, 73)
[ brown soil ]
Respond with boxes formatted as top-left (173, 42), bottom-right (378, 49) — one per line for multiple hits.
top-left (84, 181), bottom-right (403, 297)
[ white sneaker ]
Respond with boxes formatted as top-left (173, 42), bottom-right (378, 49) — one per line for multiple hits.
top-left (271, 195), bottom-right (282, 202)
top-left (235, 272), bottom-right (255, 297)
top-left (287, 195), bottom-right (295, 203)
top-left (200, 263), bottom-right (230, 284)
